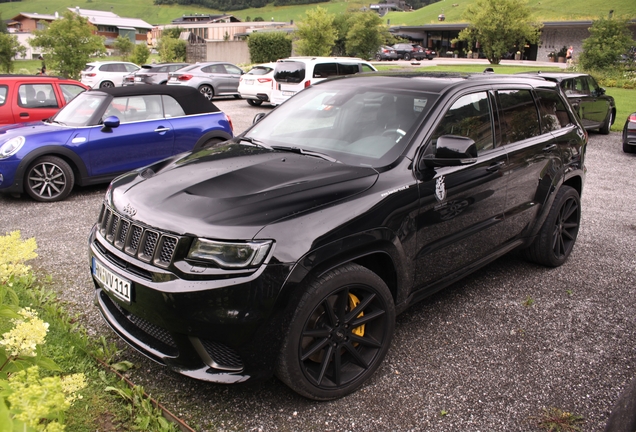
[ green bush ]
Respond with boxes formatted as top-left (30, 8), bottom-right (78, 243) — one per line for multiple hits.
top-left (130, 44), bottom-right (151, 66)
top-left (247, 32), bottom-right (292, 64)
top-left (579, 16), bottom-right (634, 70)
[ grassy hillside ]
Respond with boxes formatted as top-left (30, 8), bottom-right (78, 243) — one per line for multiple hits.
top-left (2, 0), bottom-right (635, 26)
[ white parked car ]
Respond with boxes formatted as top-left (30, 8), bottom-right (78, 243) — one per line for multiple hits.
top-left (269, 57), bottom-right (377, 106)
top-left (80, 61), bottom-right (140, 89)
top-left (238, 63), bottom-right (276, 106)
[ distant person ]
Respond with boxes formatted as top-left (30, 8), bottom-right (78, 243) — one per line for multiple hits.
top-left (36, 65), bottom-right (47, 76)
top-left (566, 46), bottom-right (574, 65)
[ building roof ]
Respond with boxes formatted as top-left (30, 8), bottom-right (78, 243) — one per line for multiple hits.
top-left (68, 7), bottom-right (153, 30)
top-left (171, 14), bottom-right (241, 24)
top-left (12, 12), bottom-right (59, 21)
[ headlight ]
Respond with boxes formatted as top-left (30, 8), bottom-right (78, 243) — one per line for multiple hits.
top-left (0, 136), bottom-right (25, 159)
top-left (187, 239), bottom-right (273, 269)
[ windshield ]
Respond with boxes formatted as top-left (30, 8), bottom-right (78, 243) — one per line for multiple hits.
top-left (51, 92), bottom-right (108, 127)
top-left (247, 81), bottom-right (438, 167)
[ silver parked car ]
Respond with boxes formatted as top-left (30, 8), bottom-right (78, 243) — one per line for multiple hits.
top-left (166, 62), bottom-right (244, 100)
top-left (122, 63), bottom-right (190, 86)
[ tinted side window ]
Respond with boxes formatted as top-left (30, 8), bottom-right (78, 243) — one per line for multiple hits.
top-left (100, 64), bottom-right (113, 72)
top-left (337, 63), bottom-right (360, 75)
top-left (536, 90), bottom-right (571, 133)
top-left (18, 84), bottom-right (59, 108)
top-left (224, 64), bottom-right (242, 75)
top-left (0, 86), bottom-right (7, 106)
top-left (104, 95), bottom-right (163, 122)
top-left (361, 64), bottom-right (375, 73)
top-left (497, 89), bottom-right (541, 144)
top-left (125, 64), bottom-right (139, 73)
top-left (432, 91), bottom-right (494, 153)
top-left (586, 76), bottom-right (601, 96)
top-left (313, 63), bottom-right (337, 78)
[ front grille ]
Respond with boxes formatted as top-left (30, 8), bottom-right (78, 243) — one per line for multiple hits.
top-left (201, 339), bottom-right (244, 370)
top-left (98, 204), bottom-right (179, 268)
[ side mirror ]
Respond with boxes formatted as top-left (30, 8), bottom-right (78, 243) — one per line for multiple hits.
top-left (101, 116), bottom-right (120, 132)
top-left (252, 112), bottom-right (266, 124)
top-left (598, 87), bottom-right (606, 95)
top-left (420, 135), bottom-right (478, 169)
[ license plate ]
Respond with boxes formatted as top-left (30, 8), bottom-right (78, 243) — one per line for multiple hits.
top-left (245, 79), bottom-right (254, 85)
top-left (134, 77), bottom-right (142, 82)
top-left (169, 77), bottom-right (177, 81)
top-left (92, 257), bottom-right (131, 303)
top-left (282, 90), bottom-right (296, 96)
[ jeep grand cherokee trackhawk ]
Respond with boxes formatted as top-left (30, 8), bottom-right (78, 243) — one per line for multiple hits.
top-left (89, 72), bottom-right (587, 400)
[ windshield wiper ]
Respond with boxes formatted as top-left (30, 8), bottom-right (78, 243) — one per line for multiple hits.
top-left (271, 145), bottom-right (338, 163)
top-left (49, 120), bottom-right (66, 126)
top-left (237, 136), bottom-right (271, 149)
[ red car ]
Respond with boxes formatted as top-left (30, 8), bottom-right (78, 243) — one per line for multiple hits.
top-left (0, 75), bottom-right (88, 125)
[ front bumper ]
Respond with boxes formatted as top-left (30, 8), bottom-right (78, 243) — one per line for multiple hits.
top-left (89, 224), bottom-right (292, 384)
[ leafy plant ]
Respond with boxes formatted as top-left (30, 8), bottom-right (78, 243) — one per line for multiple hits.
top-left (247, 32), bottom-right (292, 63)
top-left (536, 407), bottom-right (584, 432)
top-left (106, 382), bottom-right (178, 431)
top-left (523, 296), bottom-right (535, 307)
top-left (580, 15), bottom-right (634, 70)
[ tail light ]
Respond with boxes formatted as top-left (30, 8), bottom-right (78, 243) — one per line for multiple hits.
top-left (177, 74), bottom-right (193, 81)
top-left (382, 49), bottom-right (389, 53)
top-left (226, 114), bottom-right (234, 132)
top-left (304, 80), bottom-right (311, 88)
top-left (629, 114), bottom-right (636, 122)
top-left (84, 73), bottom-right (96, 77)
top-left (257, 78), bottom-right (272, 83)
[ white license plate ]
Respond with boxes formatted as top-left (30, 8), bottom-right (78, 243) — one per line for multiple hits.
top-left (93, 257), bottom-right (131, 303)
top-left (282, 90), bottom-right (296, 97)
top-left (169, 77), bottom-right (177, 81)
top-left (134, 77), bottom-right (142, 82)
top-left (245, 79), bottom-right (254, 85)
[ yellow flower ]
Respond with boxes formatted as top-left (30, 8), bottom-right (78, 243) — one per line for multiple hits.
top-left (0, 307), bottom-right (49, 357)
top-left (0, 231), bottom-right (38, 284)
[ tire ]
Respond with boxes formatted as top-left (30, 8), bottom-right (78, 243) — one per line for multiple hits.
top-left (233, 94), bottom-right (242, 99)
top-left (375, 54), bottom-right (382, 61)
top-left (198, 85), bottom-right (214, 101)
top-left (99, 81), bottom-right (114, 89)
top-left (403, 53), bottom-right (411, 61)
top-left (523, 185), bottom-right (580, 267)
top-left (599, 111), bottom-right (613, 135)
top-left (276, 263), bottom-right (395, 400)
top-left (24, 156), bottom-right (75, 202)
top-left (624, 142), bottom-right (635, 153)
top-left (247, 99), bottom-right (263, 106)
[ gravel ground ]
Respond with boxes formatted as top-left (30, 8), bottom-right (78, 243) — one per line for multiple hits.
top-left (1, 99), bottom-right (635, 431)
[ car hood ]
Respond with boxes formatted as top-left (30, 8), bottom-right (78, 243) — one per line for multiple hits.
top-left (110, 144), bottom-right (379, 239)
top-left (0, 122), bottom-right (74, 140)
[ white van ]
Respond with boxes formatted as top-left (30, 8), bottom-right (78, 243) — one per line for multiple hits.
top-left (270, 57), bottom-right (377, 105)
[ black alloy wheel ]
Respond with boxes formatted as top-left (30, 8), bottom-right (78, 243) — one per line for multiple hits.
top-left (375, 54), bottom-right (382, 61)
top-left (403, 53), bottom-right (412, 61)
top-left (600, 111), bottom-right (613, 135)
top-left (99, 81), bottom-right (114, 88)
top-left (524, 185), bottom-right (581, 267)
top-left (25, 156), bottom-right (75, 202)
top-left (247, 99), bottom-right (263, 106)
top-left (276, 263), bottom-right (395, 400)
top-left (198, 84), bottom-right (214, 101)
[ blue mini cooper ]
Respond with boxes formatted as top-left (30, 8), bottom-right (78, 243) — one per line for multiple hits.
top-left (0, 86), bottom-right (233, 202)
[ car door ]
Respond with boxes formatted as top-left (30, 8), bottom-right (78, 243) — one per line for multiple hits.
top-left (223, 64), bottom-right (243, 93)
top-left (583, 75), bottom-right (612, 126)
top-left (562, 76), bottom-right (599, 129)
top-left (87, 94), bottom-right (175, 177)
top-left (495, 87), bottom-right (562, 240)
top-left (414, 90), bottom-right (509, 286)
top-left (14, 82), bottom-right (61, 123)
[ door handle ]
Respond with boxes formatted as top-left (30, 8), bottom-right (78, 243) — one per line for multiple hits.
top-left (543, 144), bottom-right (557, 152)
top-left (486, 161), bottom-right (505, 172)
top-left (154, 127), bottom-right (170, 133)
top-left (19, 112), bottom-right (28, 117)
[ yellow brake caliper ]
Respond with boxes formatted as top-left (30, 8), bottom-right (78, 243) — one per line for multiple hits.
top-left (348, 293), bottom-right (365, 338)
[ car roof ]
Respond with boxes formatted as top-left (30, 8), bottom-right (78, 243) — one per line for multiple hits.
top-left (316, 71), bottom-right (561, 94)
top-left (517, 71), bottom-right (589, 81)
top-left (87, 61), bottom-right (138, 66)
top-left (88, 85), bottom-right (221, 115)
top-left (0, 75), bottom-right (85, 83)
top-left (278, 57), bottom-right (369, 63)
top-left (141, 62), bottom-right (189, 69)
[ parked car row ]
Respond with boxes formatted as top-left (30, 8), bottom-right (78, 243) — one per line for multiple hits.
top-left (381, 43), bottom-right (436, 61)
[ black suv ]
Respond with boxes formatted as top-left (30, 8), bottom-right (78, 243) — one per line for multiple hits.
top-left (519, 72), bottom-right (615, 133)
top-left (89, 72), bottom-right (587, 400)
top-left (392, 43), bottom-right (435, 61)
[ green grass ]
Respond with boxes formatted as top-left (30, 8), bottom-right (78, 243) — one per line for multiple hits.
top-left (1, 0), bottom-right (635, 26)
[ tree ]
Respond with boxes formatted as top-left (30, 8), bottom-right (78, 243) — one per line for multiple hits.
top-left (247, 32), bottom-right (292, 63)
top-left (130, 43), bottom-right (150, 65)
top-left (29, 11), bottom-right (105, 79)
top-left (579, 16), bottom-right (634, 70)
top-left (294, 6), bottom-right (337, 57)
top-left (0, 33), bottom-right (26, 72)
top-left (158, 35), bottom-right (187, 62)
top-left (454, 0), bottom-right (541, 65)
top-left (162, 27), bottom-right (185, 39)
top-left (0, 13), bottom-right (8, 34)
top-left (114, 36), bottom-right (135, 61)
top-left (344, 11), bottom-right (388, 60)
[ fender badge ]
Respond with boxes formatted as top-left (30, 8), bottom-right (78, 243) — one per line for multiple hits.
top-left (435, 175), bottom-right (446, 202)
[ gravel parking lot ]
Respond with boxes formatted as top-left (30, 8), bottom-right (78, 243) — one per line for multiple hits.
top-left (1, 98), bottom-right (635, 431)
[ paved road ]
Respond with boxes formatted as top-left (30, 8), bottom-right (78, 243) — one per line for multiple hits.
top-left (1, 100), bottom-right (634, 431)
